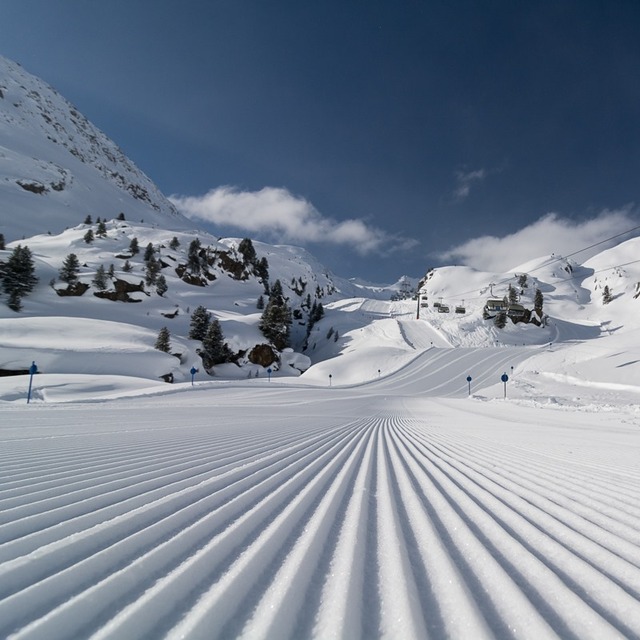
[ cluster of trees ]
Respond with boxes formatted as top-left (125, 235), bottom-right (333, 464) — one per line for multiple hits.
top-left (82, 215), bottom-right (121, 244)
top-left (143, 242), bottom-right (166, 293)
top-left (239, 238), bottom-right (269, 285)
top-left (157, 305), bottom-right (236, 371)
top-left (2, 230), bottom-right (322, 367)
top-left (187, 305), bottom-right (233, 369)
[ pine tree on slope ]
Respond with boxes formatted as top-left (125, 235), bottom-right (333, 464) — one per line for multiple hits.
top-left (2, 245), bottom-right (38, 310)
top-left (155, 327), bottom-right (171, 353)
top-left (189, 305), bottom-right (211, 341)
top-left (259, 285), bottom-right (292, 351)
top-left (201, 319), bottom-right (233, 368)
top-left (92, 264), bottom-right (108, 291)
top-left (59, 253), bottom-right (80, 284)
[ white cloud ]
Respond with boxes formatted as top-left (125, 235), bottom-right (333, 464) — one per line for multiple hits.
top-left (440, 208), bottom-right (638, 272)
top-left (453, 168), bottom-right (487, 201)
top-left (170, 186), bottom-right (415, 255)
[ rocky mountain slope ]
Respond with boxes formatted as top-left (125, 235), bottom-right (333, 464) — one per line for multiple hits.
top-left (0, 55), bottom-right (187, 241)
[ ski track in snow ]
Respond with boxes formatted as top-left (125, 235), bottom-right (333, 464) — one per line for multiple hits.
top-left (1, 348), bottom-right (640, 639)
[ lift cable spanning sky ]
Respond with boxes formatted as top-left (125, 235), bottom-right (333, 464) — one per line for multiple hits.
top-left (418, 223), bottom-right (640, 310)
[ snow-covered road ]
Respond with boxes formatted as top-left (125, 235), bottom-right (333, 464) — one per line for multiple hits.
top-left (1, 350), bottom-right (640, 639)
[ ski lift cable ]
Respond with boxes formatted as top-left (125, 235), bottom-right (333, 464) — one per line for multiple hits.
top-left (420, 223), bottom-right (640, 303)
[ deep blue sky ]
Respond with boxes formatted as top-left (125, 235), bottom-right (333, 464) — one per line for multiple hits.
top-left (2, 1), bottom-right (640, 281)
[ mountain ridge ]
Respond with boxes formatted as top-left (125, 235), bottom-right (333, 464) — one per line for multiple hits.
top-left (0, 55), bottom-right (188, 241)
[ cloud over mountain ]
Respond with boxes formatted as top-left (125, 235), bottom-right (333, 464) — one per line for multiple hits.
top-left (440, 209), bottom-right (639, 271)
top-left (170, 186), bottom-right (416, 255)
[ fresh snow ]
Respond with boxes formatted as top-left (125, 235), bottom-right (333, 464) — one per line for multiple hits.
top-left (1, 343), bottom-right (640, 639)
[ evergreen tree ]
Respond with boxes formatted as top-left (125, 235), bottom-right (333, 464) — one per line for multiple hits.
top-left (145, 256), bottom-right (160, 286)
top-left (189, 305), bottom-right (211, 340)
top-left (517, 273), bottom-right (528, 289)
top-left (259, 292), bottom-right (292, 350)
top-left (2, 245), bottom-right (38, 310)
top-left (0, 233), bottom-right (4, 250)
top-left (534, 288), bottom-right (544, 311)
top-left (257, 295), bottom-right (265, 310)
top-left (96, 220), bottom-right (108, 237)
top-left (603, 285), bottom-right (613, 304)
top-left (169, 236), bottom-right (180, 250)
top-left (494, 311), bottom-right (507, 329)
top-left (84, 214), bottom-right (92, 225)
top-left (154, 326), bottom-right (171, 353)
top-left (83, 229), bottom-right (94, 244)
top-left (156, 274), bottom-right (168, 296)
top-left (143, 242), bottom-right (155, 263)
top-left (305, 301), bottom-right (325, 339)
top-left (310, 301), bottom-right (324, 324)
top-left (7, 288), bottom-right (22, 312)
top-left (507, 284), bottom-right (518, 305)
top-left (129, 237), bottom-right (139, 255)
top-left (107, 263), bottom-right (115, 278)
top-left (255, 256), bottom-right (269, 283)
top-left (201, 318), bottom-right (232, 368)
top-left (238, 237), bottom-right (257, 264)
top-left (59, 253), bottom-right (80, 284)
top-left (123, 259), bottom-right (132, 272)
top-left (187, 238), bottom-right (202, 273)
top-left (117, 212), bottom-right (126, 221)
top-left (270, 279), bottom-right (284, 301)
top-left (92, 264), bottom-right (108, 291)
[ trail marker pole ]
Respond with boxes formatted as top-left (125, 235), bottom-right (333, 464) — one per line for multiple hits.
top-left (329, 374), bottom-right (332, 387)
top-left (267, 367), bottom-right (272, 382)
top-left (466, 375), bottom-right (472, 396)
top-left (501, 372), bottom-right (509, 399)
top-left (27, 361), bottom-right (37, 404)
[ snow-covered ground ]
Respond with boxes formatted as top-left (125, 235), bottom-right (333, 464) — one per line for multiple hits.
top-left (3, 236), bottom-right (640, 638)
top-left (2, 327), bottom-right (640, 638)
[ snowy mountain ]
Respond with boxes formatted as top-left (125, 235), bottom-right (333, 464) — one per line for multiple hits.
top-left (1, 54), bottom-right (640, 406)
top-left (0, 55), bottom-right (187, 241)
top-left (0, 56), bottom-right (377, 383)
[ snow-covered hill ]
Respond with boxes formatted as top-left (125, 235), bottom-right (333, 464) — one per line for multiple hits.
top-left (1, 54), bottom-right (640, 407)
top-left (0, 55), bottom-right (187, 241)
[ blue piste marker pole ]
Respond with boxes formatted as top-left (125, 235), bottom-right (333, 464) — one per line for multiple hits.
top-left (267, 367), bottom-right (272, 382)
top-left (466, 375), bottom-right (472, 396)
top-left (27, 361), bottom-right (37, 404)
top-left (501, 372), bottom-right (509, 399)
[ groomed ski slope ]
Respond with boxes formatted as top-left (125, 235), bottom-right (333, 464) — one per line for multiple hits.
top-left (1, 348), bottom-right (640, 639)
